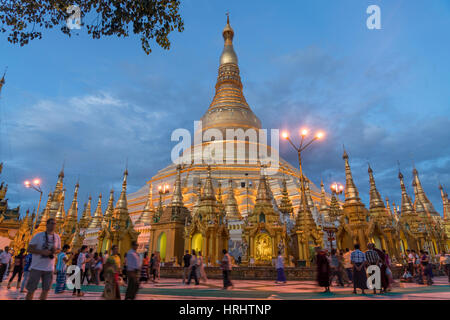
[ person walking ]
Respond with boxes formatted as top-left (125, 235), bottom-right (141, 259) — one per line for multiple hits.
top-left (406, 249), bottom-right (414, 276)
top-left (93, 252), bottom-right (103, 285)
top-left (275, 251), bottom-right (286, 284)
top-left (182, 250), bottom-right (191, 284)
top-left (0, 246), bottom-right (12, 285)
top-left (7, 248), bottom-right (26, 289)
top-left (103, 245), bottom-right (121, 300)
top-left (20, 253), bottom-right (32, 292)
top-left (74, 245), bottom-right (88, 297)
top-left (315, 247), bottom-right (330, 292)
top-left (221, 249), bottom-right (233, 290)
top-left (365, 243), bottom-right (382, 294)
top-left (338, 250), bottom-right (351, 286)
top-left (187, 250), bottom-right (199, 285)
top-left (351, 244), bottom-right (367, 295)
top-left (440, 251), bottom-right (450, 283)
top-left (154, 252), bottom-right (161, 282)
top-left (85, 248), bottom-right (94, 284)
top-left (373, 246), bottom-right (389, 293)
top-left (25, 218), bottom-right (61, 300)
top-left (421, 251), bottom-right (433, 285)
top-left (140, 252), bottom-right (150, 283)
top-left (197, 251), bottom-right (208, 283)
top-left (329, 249), bottom-right (344, 287)
top-left (125, 241), bottom-right (140, 300)
top-left (343, 248), bottom-right (353, 284)
top-left (122, 253), bottom-right (128, 284)
top-left (55, 244), bottom-right (71, 294)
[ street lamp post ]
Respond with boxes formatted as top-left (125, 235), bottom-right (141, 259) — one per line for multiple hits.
top-left (24, 179), bottom-right (43, 232)
top-left (282, 129), bottom-right (324, 215)
top-left (323, 182), bottom-right (343, 250)
top-left (282, 129), bottom-right (324, 266)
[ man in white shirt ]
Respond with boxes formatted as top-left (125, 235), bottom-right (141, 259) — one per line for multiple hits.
top-left (25, 218), bottom-right (61, 300)
top-left (0, 246), bottom-right (12, 284)
top-left (125, 241), bottom-right (140, 300)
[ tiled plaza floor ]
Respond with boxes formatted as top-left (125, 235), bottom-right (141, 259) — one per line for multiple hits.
top-left (0, 276), bottom-right (449, 300)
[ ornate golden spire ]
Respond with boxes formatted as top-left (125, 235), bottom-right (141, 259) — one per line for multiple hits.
top-left (368, 164), bottom-right (385, 209)
top-left (102, 189), bottom-right (114, 229)
top-left (399, 171), bottom-right (414, 213)
top-left (171, 165), bottom-right (184, 207)
top-left (304, 179), bottom-right (315, 211)
top-left (116, 168), bottom-right (128, 210)
top-left (225, 179), bottom-right (241, 220)
top-left (318, 180), bottom-right (330, 221)
top-left (89, 193), bottom-right (103, 229)
top-left (136, 184), bottom-right (154, 226)
top-left (439, 184), bottom-right (450, 220)
top-left (412, 167), bottom-right (438, 216)
top-left (78, 195), bottom-right (93, 228)
top-left (35, 192), bottom-right (53, 233)
top-left (200, 15), bottom-right (261, 134)
top-left (66, 182), bottom-right (79, 220)
top-left (201, 165), bottom-right (216, 200)
top-left (255, 171), bottom-right (271, 204)
top-left (55, 188), bottom-right (66, 228)
top-left (343, 149), bottom-right (361, 204)
top-left (279, 177), bottom-right (294, 218)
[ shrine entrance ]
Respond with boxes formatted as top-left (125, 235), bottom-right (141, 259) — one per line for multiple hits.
top-left (255, 233), bottom-right (272, 263)
top-left (191, 233), bottom-right (203, 253)
top-left (157, 232), bottom-right (167, 261)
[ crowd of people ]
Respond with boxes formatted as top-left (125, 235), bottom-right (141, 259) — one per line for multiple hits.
top-left (314, 243), bottom-right (450, 294)
top-left (1, 221), bottom-right (449, 299)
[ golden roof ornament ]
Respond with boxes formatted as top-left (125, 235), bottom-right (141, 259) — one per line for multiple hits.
top-left (368, 164), bottom-right (385, 209)
top-left (171, 165), bottom-right (184, 207)
top-left (136, 184), bottom-right (154, 225)
top-left (200, 14), bottom-right (261, 134)
top-left (201, 165), bottom-right (216, 201)
top-left (279, 177), bottom-right (294, 217)
top-left (412, 167), bottom-right (438, 216)
top-left (89, 193), bottom-right (103, 229)
top-left (342, 148), bottom-right (362, 204)
top-left (225, 179), bottom-right (241, 220)
top-left (102, 188), bottom-right (114, 229)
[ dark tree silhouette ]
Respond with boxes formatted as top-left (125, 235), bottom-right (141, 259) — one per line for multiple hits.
top-left (0, 0), bottom-right (184, 54)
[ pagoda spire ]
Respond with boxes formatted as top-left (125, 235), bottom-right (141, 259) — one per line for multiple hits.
top-left (55, 188), bottom-right (66, 229)
top-left (368, 164), bottom-right (385, 209)
top-left (116, 168), bottom-right (128, 210)
top-left (66, 182), bottom-right (79, 220)
top-left (399, 170), bottom-right (414, 214)
top-left (279, 177), bottom-right (294, 218)
top-left (136, 184), bottom-right (154, 226)
top-left (439, 184), bottom-right (450, 220)
top-left (412, 167), bottom-right (438, 216)
top-left (201, 165), bottom-right (216, 201)
top-left (35, 192), bottom-right (53, 233)
top-left (200, 15), bottom-right (261, 134)
top-left (102, 188), bottom-right (114, 229)
top-left (255, 170), bottom-right (271, 204)
top-left (318, 180), bottom-right (330, 219)
top-left (171, 165), bottom-right (184, 207)
top-left (89, 194), bottom-right (103, 229)
top-left (304, 179), bottom-right (315, 211)
top-left (343, 149), bottom-right (361, 204)
top-left (225, 179), bottom-right (241, 220)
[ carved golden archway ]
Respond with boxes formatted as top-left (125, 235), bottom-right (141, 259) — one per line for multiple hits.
top-left (254, 232), bottom-right (272, 263)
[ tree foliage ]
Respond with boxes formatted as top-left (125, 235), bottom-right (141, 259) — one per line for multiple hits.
top-left (0, 0), bottom-right (184, 54)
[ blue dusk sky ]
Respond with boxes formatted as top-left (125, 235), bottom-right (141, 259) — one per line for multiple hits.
top-left (0, 0), bottom-right (449, 215)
